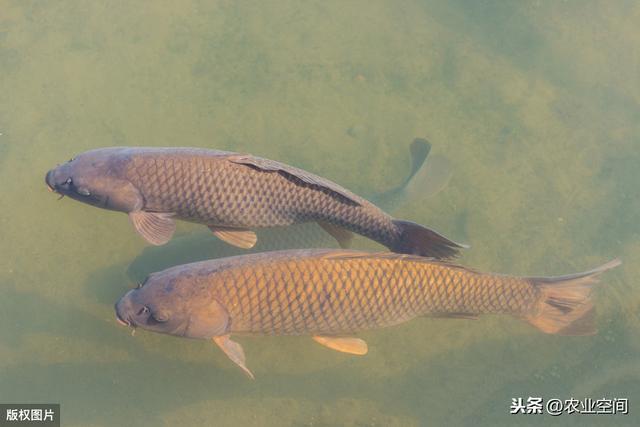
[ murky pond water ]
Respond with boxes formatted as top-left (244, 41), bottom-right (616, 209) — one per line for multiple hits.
top-left (1, 1), bottom-right (637, 425)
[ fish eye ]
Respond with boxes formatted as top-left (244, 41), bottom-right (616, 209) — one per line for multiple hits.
top-left (64, 177), bottom-right (73, 186)
top-left (137, 306), bottom-right (150, 316)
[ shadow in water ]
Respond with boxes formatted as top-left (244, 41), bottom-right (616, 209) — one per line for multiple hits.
top-left (3, 313), bottom-right (612, 426)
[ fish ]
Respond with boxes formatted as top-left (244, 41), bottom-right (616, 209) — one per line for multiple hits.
top-left (45, 144), bottom-right (464, 258)
top-left (114, 249), bottom-right (621, 378)
top-left (125, 138), bottom-right (454, 281)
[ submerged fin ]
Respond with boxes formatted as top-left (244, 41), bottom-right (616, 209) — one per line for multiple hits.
top-left (407, 138), bottom-right (432, 185)
top-left (390, 219), bottom-right (468, 259)
top-left (526, 259), bottom-right (621, 335)
top-left (317, 222), bottom-right (354, 248)
top-left (129, 211), bottom-right (176, 245)
top-left (373, 138), bottom-right (451, 211)
top-left (213, 335), bottom-right (255, 379)
top-left (208, 226), bottom-right (257, 249)
top-left (403, 153), bottom-right (452, 201)
top-left (312, 336), bottom-right (368, 355)
top-left (372, 138), bottom-right (432, 209)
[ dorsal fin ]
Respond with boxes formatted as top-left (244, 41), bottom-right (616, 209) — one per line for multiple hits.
top-left (318, 250), bottom-right (483, 275)
top-left (228, 155), bottom-right (364, 206)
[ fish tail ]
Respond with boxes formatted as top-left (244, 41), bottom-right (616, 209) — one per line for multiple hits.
top-left (525, 259), bottom-right (621, 335)
top-left (390, 219), bottom-right (468, 259)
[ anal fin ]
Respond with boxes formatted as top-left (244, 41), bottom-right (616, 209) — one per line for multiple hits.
top-left (213, 335), bottom-right (255, 379)
top-left (428, 312), bottom-right (479, 320)
top-left (317, 222), bottom-right (354, 248)
top-left (208, 226), bottom-right (257, 249)
top-left (312, 335), bottom-right (368, 355)
top-left (129, 211), bottom-right (176, 245)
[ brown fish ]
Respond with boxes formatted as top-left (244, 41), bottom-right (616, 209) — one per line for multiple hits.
top-left (45, 145), bottom-right (464, 258)
top-left (124, 139), bottom-right (455, 280)
top-left (114, 250), bottom-right (620, 378)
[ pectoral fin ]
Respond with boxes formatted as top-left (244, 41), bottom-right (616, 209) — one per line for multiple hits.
top-left (312, 336), bottom-right (368, 355)
top-left (208, 226), bottom-right (257, 249)
top-left (213, 335), bottom-right (255, 379)
top-left (317, 222), bottom-right (354, 248)
top-left (129, 211), bottom-right (176, 245)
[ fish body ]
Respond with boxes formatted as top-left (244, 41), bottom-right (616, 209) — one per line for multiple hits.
top-left (46, 146), bottom-right (462, 258)
top-left (125, 138), bottom-right (450, 281)
top-left (115, 250), bottom-right (620, 377)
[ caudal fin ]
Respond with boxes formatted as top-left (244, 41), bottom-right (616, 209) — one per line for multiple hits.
top-left (526, 259), bottom-right (621, 335)
top-left (390, 219), bottom-right (468, 259)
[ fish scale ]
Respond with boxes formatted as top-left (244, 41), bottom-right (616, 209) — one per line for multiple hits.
top-left (194, 250), bottom-right (539, 335)
top-left (115, 250), bottom-right (619, 378)
top-left (125, 150), bottom-right (397, 240)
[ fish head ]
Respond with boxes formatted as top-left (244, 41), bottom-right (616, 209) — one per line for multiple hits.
top-left (114, 275), bottom-right (179, 335)
top-left (114, 268), bottom-right (229, 339)
top-left (46, 147), bottom-right (143, 212)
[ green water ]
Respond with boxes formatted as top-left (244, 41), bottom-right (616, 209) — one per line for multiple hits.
top-left (1, 1), bottom-right (638, 426)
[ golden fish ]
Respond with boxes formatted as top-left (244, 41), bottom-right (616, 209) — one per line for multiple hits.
top-left (115, 250), bottom-right (620, 378)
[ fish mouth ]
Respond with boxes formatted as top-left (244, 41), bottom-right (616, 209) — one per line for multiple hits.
top-left (115, 311), bottom-right (131, 327)
top-left (45, 170), bottom-right (56, 192)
